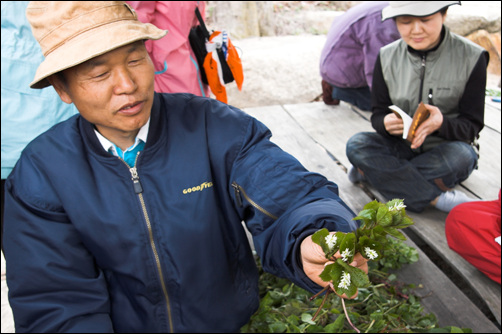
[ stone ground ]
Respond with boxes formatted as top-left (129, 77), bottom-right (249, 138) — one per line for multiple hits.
top-left (221, 1), bottom-right (500, 109)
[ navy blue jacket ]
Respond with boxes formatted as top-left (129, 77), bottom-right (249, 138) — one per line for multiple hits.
top-left (4, 93), bottom-right (358, 332)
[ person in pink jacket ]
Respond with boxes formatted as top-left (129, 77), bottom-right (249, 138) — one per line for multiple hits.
top-left (126, 1), bottom-right (210, 97)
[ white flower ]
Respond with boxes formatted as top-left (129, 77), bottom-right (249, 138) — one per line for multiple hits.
top-left (341, 248), bottom-right (352, 262)
top-left (338, 271), bottom-right (351, 290)
top-left (364, 247), bottom-right (378, 260)
top-left (325, 234), bottom-right (337, 250)
top-left (389, 202), bottom-right (406, 212)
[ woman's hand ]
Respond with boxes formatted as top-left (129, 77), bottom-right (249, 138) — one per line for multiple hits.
top-left (410, 103), bottom-right (443, 149)
top-left (384, 112), bottom-right (405, 136)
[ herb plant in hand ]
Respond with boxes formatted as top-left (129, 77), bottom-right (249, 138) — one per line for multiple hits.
top-left (310, 199), bottom-right (414, 332)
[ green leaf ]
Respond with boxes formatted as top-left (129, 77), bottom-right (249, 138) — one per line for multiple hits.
top-left (269, 321), bottom-right (287, 332)
top-left (338, 278), bottom-right (358, 298)
top-left (353, 208), bottom-right (375, 223)
top-left (376, 205), bottom-right (393, 226)
top-left (391, 211), bottom-right (403, 225)
top-left (286, 314), bottom-right (299, 326)
top-left (301, 313), bottom-right (316, 325)
top-left (311, 228), bottom-right (329, 245)
top-left (311, 228), bottom-right (343, 259)
top-left (319, 263), bottom-right (336, 282)
top-left (354, 200), bottom-right (379, 228)
top-left (327, 314), bottom-right (345, 331)
top-left (331, 259), bottom-right (359, 297)
top-left (384, 227), bottom-right (407, 240)
top-left (409, 250), bottom-right (419, 263)
top-left (348, 266), bottom-right (370, 288)
top-left (363, 199), bottom-right (380, 211)
top-left (311, 228), bottom-right (331, 257)
top-left (394, 215), bottom-right (414, 229)
top-left (358, 236), bottom-right (382, 261)
top-left (370, 311), bottom-right (383, 321)
top-left (328, 261), bottom-right (344, 283)
top-left (339, 232), bottom-right (356, 263)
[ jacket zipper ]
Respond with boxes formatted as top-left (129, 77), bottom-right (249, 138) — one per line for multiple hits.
top-left (121, 153), bottom-right (174, 333)
top-left (231, 182), bottom-right (278, 220)
top-left (418, 53), bottom-right (426, 103)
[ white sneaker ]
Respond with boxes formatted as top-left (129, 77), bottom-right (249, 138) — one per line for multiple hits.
top-left (435, 190), bottom-right (479, 212)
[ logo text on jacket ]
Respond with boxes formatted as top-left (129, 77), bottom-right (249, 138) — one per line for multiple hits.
top-left (183, 181), bottom-right (213, 194)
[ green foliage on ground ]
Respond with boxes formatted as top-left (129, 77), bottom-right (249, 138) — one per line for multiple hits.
top-left (486, 88), bottom-right (501, 97)
top-left (242, 238), bottom-right (472, 333)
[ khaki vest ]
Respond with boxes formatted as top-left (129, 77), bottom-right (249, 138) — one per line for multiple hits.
top-left (380, 26), bottom-right (485, 150)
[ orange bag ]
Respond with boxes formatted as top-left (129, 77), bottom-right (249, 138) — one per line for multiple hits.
top-left (189, 8), bottom-right (243, 103)
top-left (203, 31), bottom-right (243, 103)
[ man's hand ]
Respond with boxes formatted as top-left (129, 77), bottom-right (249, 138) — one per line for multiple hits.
top-left (300, 233), bottom-right (368, 299)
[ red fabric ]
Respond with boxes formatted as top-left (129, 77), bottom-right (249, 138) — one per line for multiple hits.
top-left (445, 190), bottom-right (501, 284)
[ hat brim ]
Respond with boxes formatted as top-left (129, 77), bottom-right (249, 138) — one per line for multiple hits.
top-left (30, 19), bottom-right (167, 89)
top-left (382, 1), bottom-right (460, 21)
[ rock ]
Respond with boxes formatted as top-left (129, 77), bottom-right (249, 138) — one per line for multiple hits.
top-left (208, 1), bottom-right (501, 39)
top-left (213, 1), bottom-right (501, 108)
top-left (466, 30), bottom-right (501, 76)
top-left (207, 1), bottom-right (269, 39)
top-left (225, 35), bottom-right (326, 109)
top-left (446, 2), bottom-right (501, 36)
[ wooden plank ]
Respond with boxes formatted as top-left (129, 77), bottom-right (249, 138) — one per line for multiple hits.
top-left (462, 97), bottom-right (500, 198)
top-left (484, 97), bottom-right (501, 133)
top-left (283, 102), bottom-right (373, 170)
top-left (393, 201), bottom-right (501, 326)
top-left (393, 238), bottom-right (501, 332)
top-left (461, 125), bottom-right (501, 199)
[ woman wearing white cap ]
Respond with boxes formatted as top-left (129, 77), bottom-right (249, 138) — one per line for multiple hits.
top-left (4, 2), bottom-right (366, 332)
top-left (346, 1), bottom-right (489, 213)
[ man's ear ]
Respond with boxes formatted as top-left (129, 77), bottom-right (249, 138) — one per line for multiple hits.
top-left (48, 73), bottom-right (73, 104)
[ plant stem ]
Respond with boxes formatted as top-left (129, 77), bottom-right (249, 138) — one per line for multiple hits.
top-left (365, 319), bottom-right (375, 333)
top-left (341, 297), bottom-right (360, 333)
top-left (312, 288), bottom-right (331, 321)
top-left (309, 285), bottom-right (330, 301)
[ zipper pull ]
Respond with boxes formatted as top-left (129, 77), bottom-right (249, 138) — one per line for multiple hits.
top-left (232, 182), bottom-right (243, 207)
top-left (420, 54), bottom-right (426, 81)
top-left (129, 166), bottom-right (143, 194)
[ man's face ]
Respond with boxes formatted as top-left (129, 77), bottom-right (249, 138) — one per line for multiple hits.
top-left (52, 41), bottom-right (155, 146)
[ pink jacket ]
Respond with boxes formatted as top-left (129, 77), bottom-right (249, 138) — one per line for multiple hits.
top-left (126, 1), bottom-right (210, 97)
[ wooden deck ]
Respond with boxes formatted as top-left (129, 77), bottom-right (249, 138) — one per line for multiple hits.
top-left (244, 98), bottom-right (501, 333)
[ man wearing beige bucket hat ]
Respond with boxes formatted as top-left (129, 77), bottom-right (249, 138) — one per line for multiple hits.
top-left (3, 2), bottom-right (367, 332)
top-left (346, 1), bottom-right (489, 213)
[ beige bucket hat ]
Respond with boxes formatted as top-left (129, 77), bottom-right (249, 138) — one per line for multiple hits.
top-left (26, 1), bottom-right (167, 89)
top-left (382, 1), bottom-right (460, 21)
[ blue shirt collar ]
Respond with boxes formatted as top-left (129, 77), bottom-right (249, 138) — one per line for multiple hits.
top-left (95, 118), bottom-right (149, 155)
